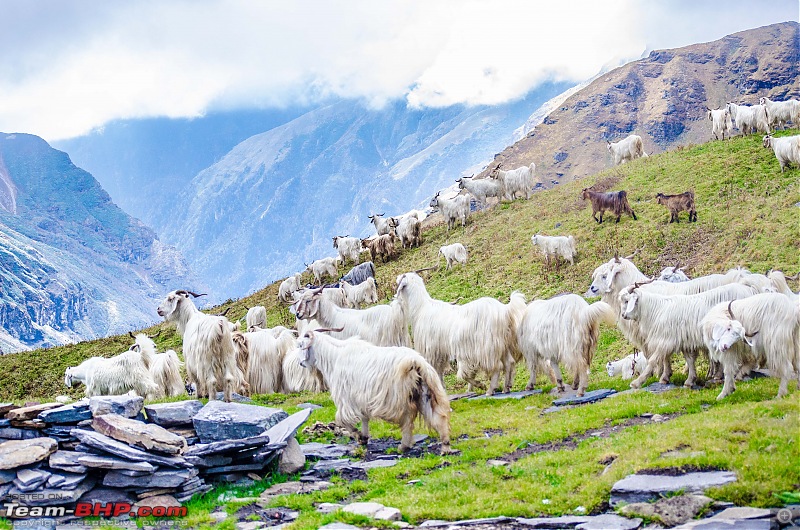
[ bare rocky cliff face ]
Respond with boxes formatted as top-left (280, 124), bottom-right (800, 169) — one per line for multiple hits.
top-left (480, 22), bottom-right (800, 184)
top-left (0, 134), bottom-right (200, 353)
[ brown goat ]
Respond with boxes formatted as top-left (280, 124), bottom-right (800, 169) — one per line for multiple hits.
top-left (656, 191), bottom-right (697, 223)
top-left (580, 188), bottom-right (637, 223)
top-left (361, 233), bottom-right (396, 263)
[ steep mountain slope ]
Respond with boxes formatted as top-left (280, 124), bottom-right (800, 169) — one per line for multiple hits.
top-left (159, 84), bottom-right (572, 298)
top-left (0, 133), bottom-right (200, 352)
top-left (53, 107), bottom-right (310, 235)
top-left (479, 22), bottom-right (800, 183)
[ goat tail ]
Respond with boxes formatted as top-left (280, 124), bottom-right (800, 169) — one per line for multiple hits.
top-left (584, 300), bottom-right (616, 327)
top-left (413, 358), bottom-right (451, 444)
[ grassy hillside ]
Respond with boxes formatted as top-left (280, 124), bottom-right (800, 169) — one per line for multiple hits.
top-left (0, 132), bottom-right (798, 528)
top-left (3, 130), bottom-right (796, 401)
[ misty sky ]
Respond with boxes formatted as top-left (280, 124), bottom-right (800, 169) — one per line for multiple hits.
top-left (0, 0), bottom-right (797, 141)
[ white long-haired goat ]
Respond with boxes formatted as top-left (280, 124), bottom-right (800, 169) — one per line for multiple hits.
top-left (279, 274), bottom-right (304, 304)
top-left (244, 327), bottom-right (297, 394)
top-left (606, 352), bottom-right (649, 380)
top-left (84, 349), bottom-right (159, 400)
top-left (282, 319), bottom-right (327, 393)
top-left (292, 287), bottom-right (409, 347)
top-left (517, 294), bottom-right (614, 396)
top-left (297, 328), bottom-right (452, 453)
top-left (430, 192), bottom-right (470, 231)
top-left (394, 272), bottom-right (526, 395)
top-left (340, 277), bottom-right (378, 309)
top-left (439, 243), bottom-right (468, 269)
top-left (702, 294), bottom-right (800, 400)
top-left (618, 281), bottom-right (758, 389)
top-left (332, 236), bottom-right (362, 265)
top-left (307, 257), bottom-right (339, 284)
top-left (157, 290), bottom-right (244, 402)
top-left (129, 333), bottom-right (185, 398)
top-left (64, 357), bottom-right (106, 389)
top-left (531, 234), bottom-right (576, 268)
top-left (490, 162), bottom-right (536, 200)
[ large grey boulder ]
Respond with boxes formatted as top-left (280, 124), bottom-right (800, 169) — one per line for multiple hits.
top-left (192, 401), bottom-right (287, 443)
top-left (278, 437), bottom-right (305, 474)
top-left (620, 495), bottom-right (713, 527)
top-left (89, 395), bottom-right (144, 418)
top-left (144, 400), bottom-right (204, 427)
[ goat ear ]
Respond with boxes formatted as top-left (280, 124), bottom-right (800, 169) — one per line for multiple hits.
top-left (743, 330), bottom-right (759, 347)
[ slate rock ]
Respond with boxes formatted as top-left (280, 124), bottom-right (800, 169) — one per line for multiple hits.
top-left (92, 414), bottom-right (186, 454)
top-left (711, 507), bottom-right (772, 520)
top-left (259, 480), bottom-right (332, 501)
top-left (183, 434), bottom-right (274, 457)
top-left (342, 501), bottom-right (385, 517)
top-left (0, 419), bottom-right (8, 428)
top-left (205, 463), bottom-right (273, 474)
top-left (49, 451), bottom-right (89, 473)
top-left (621, 495), bottom-right (713, 527)
top-left (300, 442), bottom-right (353, 460)
top-left (318, 525), bottom-right (358, 530)
top-left (38, 403), bottom-right (92, 424)
top-left (297, 403), bottom-right (322, 411)
top-left (16, 468), bottom-right (52, 487)
top-left (374, 507), bottom-right (402, 521)
top-left (611, 472), bottom-right (738, 505)
top-left (185, 454), bottom-right (233, 467)
top-left (312, 458), bottom-right (351, 472)
top-left (192, 401), bottom-right (288, 443)
top-left (58, 472), bottom-right (90, 490)
top-left (0, 437), bottom-right (58, 469)
top-left (467, 390), bottom-right (543, 400)
top-left (133, 494), bottom-right (182, 512)
top-left (263, 409), bottom-right (312, 445)
top-left (71, 429), bottom-right (189, 468)
top-left (46, 473), bottom-right (67, 487)
top-left (103, 469), bottom-right (196, 488)
top-left (89, 395), bottom-right (144, 418)
top-left (516, 516), bottom-right (592, 527)
top-left (6, 403), bottom-right (61, 421)
top-left (576, 514), bottom-right (642, 529)
top-left (553, 389), bottom-right (616, 406)
top-left (214, 392), bottom-right (252, 403)
top-left (350, 458), bottom-right (398, 470)
top-left (144, 401), bottom-right (204, 427)
top-left (8, 476), bottom-right (96, 506)
top-left (78, 485), bottom-right (137, 506)
top-left (278, 437), bottom-right (305, 474)
top-left (0, 427), bottom-right (45, 440)
top-left (0, 469), bottom-right (15, 484)
top-left (672, 519), bottom-right (775, 529)
top-left (316, 502), bottom-right (344, 513)
top-left (77, 454), bottom-right (156, 472)
top-left (0, 403), bottom-right (17, 416)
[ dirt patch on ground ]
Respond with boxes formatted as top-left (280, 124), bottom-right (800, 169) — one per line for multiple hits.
top-left (504, 413), bottom-right (682, 462)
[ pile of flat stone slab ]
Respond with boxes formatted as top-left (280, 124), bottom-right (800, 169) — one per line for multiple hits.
top-left (0, 396), bottom-right (311, 512)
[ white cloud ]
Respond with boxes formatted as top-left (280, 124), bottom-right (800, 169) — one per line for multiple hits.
top-left (0, 0), bottom-right (796, 140)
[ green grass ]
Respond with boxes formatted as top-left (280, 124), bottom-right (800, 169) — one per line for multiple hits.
top-left (1, 132), bottom-right (798, 528)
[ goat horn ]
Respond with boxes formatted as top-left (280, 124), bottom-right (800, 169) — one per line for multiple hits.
top-left (450, 296), bottom-right (463, 305)
top-left (148, 330), bottom-right (162, 340)
top-left (624, 247), bottom-right (643, 260)
top-left (216, 307), bottom-right (231, 317)
top-left (727, 301), bottom-right (736, 320)
top-left (129, 331), bottom-right (136, 339)
top-left (315, 327), bottom-right (345, 334)
top-left (745, 330), bottom-right (759, 338)
top-left (187, 291), bottom-right (206, 298)
top-left (787, 272), bottom-right (800, 281)
top-left (614, 250), bottom-right (620, 263)
top-left (413, 266), bottom-right (438, 274)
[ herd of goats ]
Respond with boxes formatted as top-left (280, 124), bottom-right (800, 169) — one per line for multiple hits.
top-left (61, 95), bottom-right (800, 451)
